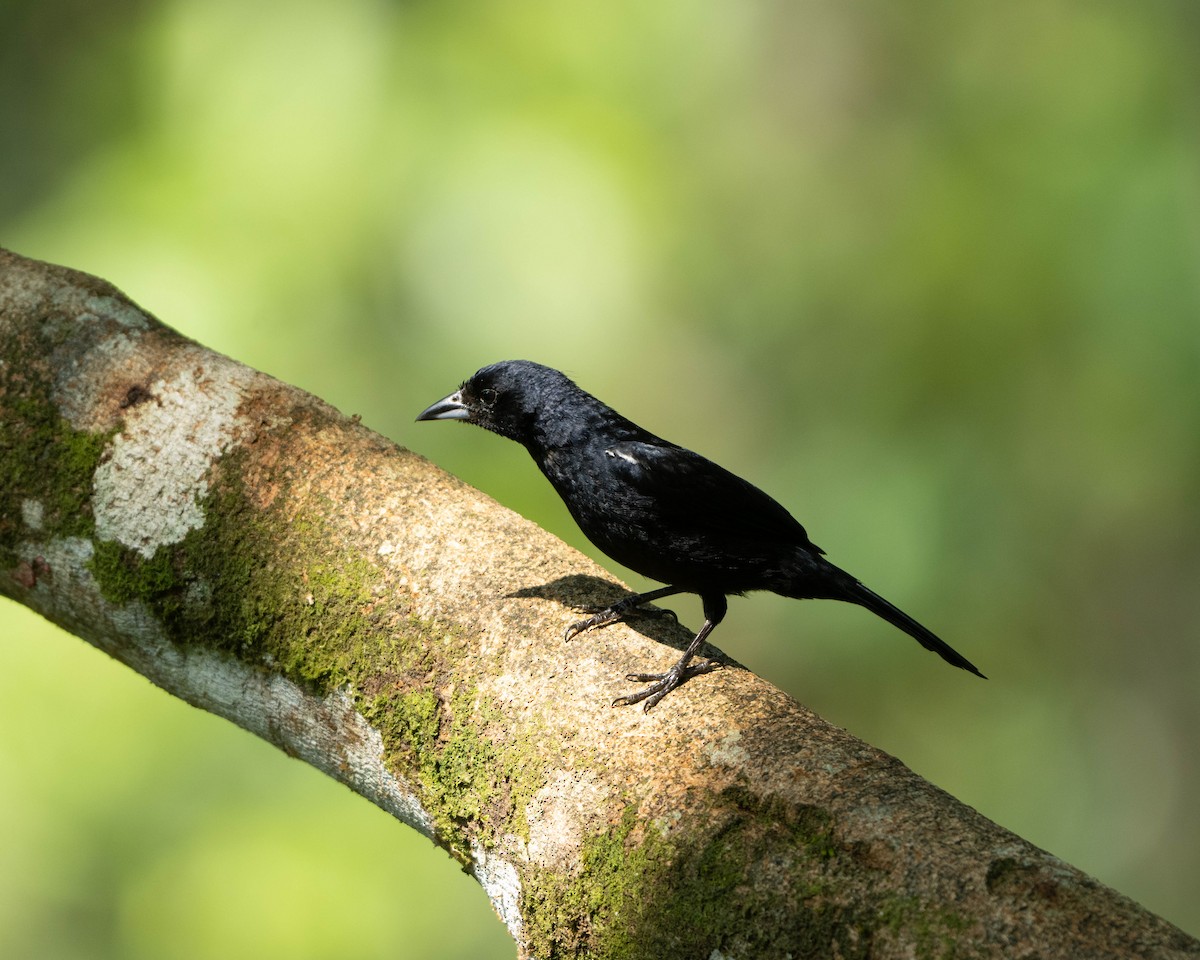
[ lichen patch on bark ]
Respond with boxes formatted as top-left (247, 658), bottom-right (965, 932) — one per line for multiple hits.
top-left (87, 348), bottom-right (274, 557)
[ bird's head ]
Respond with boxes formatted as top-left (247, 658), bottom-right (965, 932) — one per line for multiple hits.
top-left (416, 360), bottom-right (572, 443)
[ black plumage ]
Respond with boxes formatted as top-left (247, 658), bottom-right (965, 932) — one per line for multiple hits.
top-left (417, 360), bottom-right (984, 710)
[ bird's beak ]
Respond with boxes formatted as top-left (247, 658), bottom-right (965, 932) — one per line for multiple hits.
top-left (416, 389), bottom-right (471, 422)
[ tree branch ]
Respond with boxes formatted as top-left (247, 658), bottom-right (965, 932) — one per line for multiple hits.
top-left (1, 247), bottom-right (1195, 959)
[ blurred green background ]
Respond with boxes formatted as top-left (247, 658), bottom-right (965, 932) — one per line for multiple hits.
top-left (3, 0), bottom-right (1198, 954)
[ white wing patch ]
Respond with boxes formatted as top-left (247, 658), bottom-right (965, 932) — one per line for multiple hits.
top-left (605, 447), bottom-right (639, 465)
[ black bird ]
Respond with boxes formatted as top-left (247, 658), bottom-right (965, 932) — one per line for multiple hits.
top-left (417, 360), bottom-right (984, 710)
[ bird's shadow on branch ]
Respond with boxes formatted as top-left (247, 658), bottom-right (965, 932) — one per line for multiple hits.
top-left (507, 574), bottom-right (732, 665)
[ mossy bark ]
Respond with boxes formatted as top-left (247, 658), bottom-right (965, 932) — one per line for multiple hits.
top-left (2, 248), bottom-right (1196, 960)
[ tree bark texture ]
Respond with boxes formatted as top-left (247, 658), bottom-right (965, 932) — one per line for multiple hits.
top-left (1, 247), bottom-right (1196, 959)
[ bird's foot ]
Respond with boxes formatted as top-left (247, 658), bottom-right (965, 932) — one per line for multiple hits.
top-left (563, 597), bottom-right (677, 641)
top-left (612, 658), bottom-right (723, 712)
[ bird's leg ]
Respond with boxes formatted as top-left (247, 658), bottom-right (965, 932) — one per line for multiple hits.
top-left (612, 594), bottom-right (728, 712)
top-left (563, 585), bottom-right (685, 641)
top-left (612, 618), bottom-right (721, 712)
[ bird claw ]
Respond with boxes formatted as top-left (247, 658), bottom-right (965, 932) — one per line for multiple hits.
top-left (563, 609), bottom-right (621, 641)
top-left (612, 659), bottom-right (723, 712)
top-left (563, 597), bottom-right (676, 642)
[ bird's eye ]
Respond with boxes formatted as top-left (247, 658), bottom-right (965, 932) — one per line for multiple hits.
top-left (479, 388), bottom-right (498, 407)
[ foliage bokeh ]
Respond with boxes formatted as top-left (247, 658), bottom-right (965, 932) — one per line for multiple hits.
top-left (2, 0), bottom-right (1198, 954)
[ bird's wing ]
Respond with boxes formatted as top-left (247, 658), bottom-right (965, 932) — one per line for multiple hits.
top-left (602, 439), bottom-right (823, 554)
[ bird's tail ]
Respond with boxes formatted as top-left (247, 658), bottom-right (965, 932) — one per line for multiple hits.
top-left (834, 575), bottom-right (986, 678)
